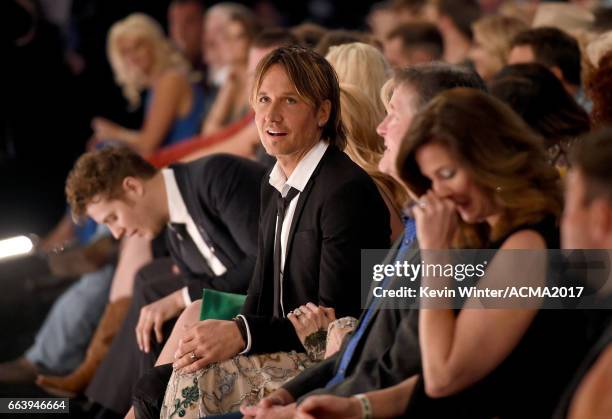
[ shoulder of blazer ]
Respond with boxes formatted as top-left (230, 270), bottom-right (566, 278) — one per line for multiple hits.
top-left (174, 155), bottom-right (266, 208)
top-left (312, 145), bottom-right (377, 194)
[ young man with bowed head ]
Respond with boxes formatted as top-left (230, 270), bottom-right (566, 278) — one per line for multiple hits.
top-left (64, 147), bottom-right (265, 415)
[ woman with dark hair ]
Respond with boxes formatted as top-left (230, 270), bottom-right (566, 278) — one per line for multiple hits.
top-left (295, 89), bottom-right (589, 419)
top-left (490, 63), bottom-right (591, 169)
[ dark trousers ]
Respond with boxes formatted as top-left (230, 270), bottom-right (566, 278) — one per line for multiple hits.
top-left (85, 258), bottom-right (183, 415)
top-left (132, 363), bottom-right (173, 419)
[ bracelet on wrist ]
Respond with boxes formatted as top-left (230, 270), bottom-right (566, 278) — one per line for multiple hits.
top-left (354, 394), bottom-right (372, 419)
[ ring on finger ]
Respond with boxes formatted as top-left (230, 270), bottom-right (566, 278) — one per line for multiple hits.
top-left (293, 308), bottom-right (302, 317)
top-left (418, 199), bottom-right (428, 208)
top-left (190, 351), bottom-right (198, 360)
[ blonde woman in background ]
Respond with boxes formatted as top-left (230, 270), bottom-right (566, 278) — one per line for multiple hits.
top-left (469, 15), bottom-right (528, 81)
top-left (326, 42), bottom-right (390, 119)
top-left (326, 42), bottom-right (405, 240)
top-left (91, 13), bottom-right (206, 156)
top-left (340, 83), bottom-right (406, 242)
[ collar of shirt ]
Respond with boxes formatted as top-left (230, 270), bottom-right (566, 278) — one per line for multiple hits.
top-left (268, 141), bottom-right (329, 196)
top-left (161, 168), bottom-right (190, 224)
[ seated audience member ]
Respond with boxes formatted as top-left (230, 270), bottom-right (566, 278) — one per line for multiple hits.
top-left (468, 15), bottom-right (527, 81)
top-left (431, 0), bottom-right (482, 65)
top-left (239, 63), bottom-right (486, 419)
top-left (35, 234), bottom-right (153, 395)
top-left (586, 50), bottom-right (612, 128)
top-left (489, 63), bottom-right (590, 168)
top-left (508, 27), bottom-right (591, 111)
top-left (167, 0), bottom-right (205, 73)
top-left (201, 3), bottom-right (243, 87)
top-left (340, 83), bottom-right (406, 242)
top-left (366, 0), bottom-right (435, 42)
top-left (0, 229), bottom-right (118, 385)
top-left (180, 28), bottom-right (299, 165)
top-left (383, 22), bottom-right (444, 69)
top-left (271, 89), bottom-right (589, 419)
top-left (291, 22), bottom-right (327, 49)
top-left (200, 5), bottom-right (261, 136)
top-left (315, 30), bottom-right (380, 57)
top-left (57, 147), bottom-right (265, 414)
top-left (132, 46), bottom-right (390, 419)
top-left (91, 14), bottom-right (206, 156)
top-left (326, 43), bottom-right (405, 239)
top-left (555, 128), bottom-right (612, 419)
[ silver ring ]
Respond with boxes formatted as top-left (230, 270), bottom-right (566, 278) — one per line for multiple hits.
top-left (418, 199), bottom-right (428, 208)
top-left (293, 308), bottom-right (302, 317)
top-left (190, 351), bottom-right (197, 360)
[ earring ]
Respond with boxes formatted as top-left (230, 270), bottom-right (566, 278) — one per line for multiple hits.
top-left (495, 186), bottom-right (503, 192)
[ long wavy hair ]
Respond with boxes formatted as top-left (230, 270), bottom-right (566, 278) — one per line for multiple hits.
top-left (397, 88), bottom-right (562, 248)
top-left (326, 42), bottom-right (390, 119)
top-left (340, 83), bottom-right (407, 210)
top-left (107, 13), bottom-right (191, 109)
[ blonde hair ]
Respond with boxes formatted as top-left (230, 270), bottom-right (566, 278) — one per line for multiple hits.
top-left (107, 13), bottom-right (191, 109)
top-left (326, 42), bottom-right (390, 118)
top-left (472, 15), bottom-right (528, 67)
top-left (340, 83), bottom-right (407, 209)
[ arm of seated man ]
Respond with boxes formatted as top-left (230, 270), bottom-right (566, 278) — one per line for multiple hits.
top-left (136, 288), bottom-right (187, 353)
top-left (171, 319), bottom-right (246, 373)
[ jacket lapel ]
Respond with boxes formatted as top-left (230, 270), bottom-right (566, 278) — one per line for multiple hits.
top-left (283, 147), bottom-right (332, 264)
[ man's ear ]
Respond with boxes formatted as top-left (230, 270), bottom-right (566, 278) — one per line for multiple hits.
top-left (122, 176), bottom-right (145, 197)
top-left (317, 99), bottom-right (332, 128)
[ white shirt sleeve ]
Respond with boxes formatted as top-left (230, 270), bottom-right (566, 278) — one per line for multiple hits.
top-left (181, 286), bottom-right (192, 307)
top-left (236, 314), bottom-right (252, 354)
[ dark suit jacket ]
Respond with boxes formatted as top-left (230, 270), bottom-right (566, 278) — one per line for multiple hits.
top-left (167, 154), bottom-right (266, 299)
top-left (241, 145), bottom-right (390, 354)
top-left (283, 237), bottom-right (423, 400)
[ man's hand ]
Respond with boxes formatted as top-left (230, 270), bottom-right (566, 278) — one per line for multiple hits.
top-left (135, 290), bottom-right (186, 353)
top-left (296, 395), bottom-right (363, 419)
top-left (173, 319), bottom-right (246, 373)
top-left (241, 388), bottom-right (295, 419)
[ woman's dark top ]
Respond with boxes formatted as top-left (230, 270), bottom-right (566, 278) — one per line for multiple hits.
top-left (404, 215), bottom-right (592, 419)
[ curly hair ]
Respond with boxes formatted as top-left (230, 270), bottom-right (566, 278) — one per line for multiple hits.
top-left (396, 88), bottom-right (562, 248)
top-left (65, 146), bottom-right (157, 219)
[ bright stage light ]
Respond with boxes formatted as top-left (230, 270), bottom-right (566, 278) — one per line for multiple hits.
top-left (0, 235), bottom-right (35, 261)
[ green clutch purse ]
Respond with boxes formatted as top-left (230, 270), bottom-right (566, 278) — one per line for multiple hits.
top-left (199, 288), bottom-right (247, 321)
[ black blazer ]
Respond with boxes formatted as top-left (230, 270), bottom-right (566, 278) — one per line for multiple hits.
top-left (241, 145), bottom-right (391, 354)
top-left (283, 237), bottom-right (422, 400)
top-left (167, 154), bottom-right (265, 299)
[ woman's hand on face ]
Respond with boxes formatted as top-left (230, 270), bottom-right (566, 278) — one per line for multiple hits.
top-left (412, 190), bottom-right (458, 249)
top-left (287, 303), bottom-right (336, 344)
